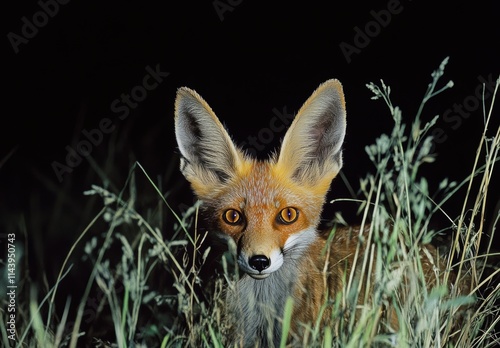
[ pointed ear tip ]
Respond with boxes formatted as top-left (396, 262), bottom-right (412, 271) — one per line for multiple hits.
top-left (175, 86), bottom-right (203, 111)
top-left (318, 79), bottom-right (346, 109)
top-left (321, 79), bottom-right (344, 92)
top-left (174, 88), bottom-right (193, 120)
top-left (176, 86), bottom-right (194, 98)
top-left (325, 78), bottom-right (342, 85)
top-left (175, 87), bottom-right (187, 105)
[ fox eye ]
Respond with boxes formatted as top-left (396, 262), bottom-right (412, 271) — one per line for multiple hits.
top-left (278, 207), bottom-right (299, 224)
top-left (223, 209), bottom-right (243, 225)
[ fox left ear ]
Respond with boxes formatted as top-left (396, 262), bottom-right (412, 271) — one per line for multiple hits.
top-left (276, 79), bottom-right (346, 189)
top-left (174, 86), bottom-right (248, 198)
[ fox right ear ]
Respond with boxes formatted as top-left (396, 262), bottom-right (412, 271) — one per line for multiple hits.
top-left (174, 87), bottom-right (248, 198)
top-left (275, 79), bottom-right (346, 193)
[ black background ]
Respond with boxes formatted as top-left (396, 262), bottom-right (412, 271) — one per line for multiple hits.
top-left (2, 0), bottom-right (499, 304)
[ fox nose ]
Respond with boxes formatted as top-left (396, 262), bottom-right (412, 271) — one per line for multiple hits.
top-left (249, 255), bottom-right (270, 272)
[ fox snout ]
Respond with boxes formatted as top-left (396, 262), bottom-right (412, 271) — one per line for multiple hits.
top-left (235, 227), bottom-right (318, 279)
top-left (237, 248), bottom-right (284, 279)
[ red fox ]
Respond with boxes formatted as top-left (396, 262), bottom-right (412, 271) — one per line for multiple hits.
top-left (173, 79), bottom-right (470, 347)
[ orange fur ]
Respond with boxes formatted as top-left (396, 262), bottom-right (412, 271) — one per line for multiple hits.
top-left (174, 79), bottom-right (470, 347)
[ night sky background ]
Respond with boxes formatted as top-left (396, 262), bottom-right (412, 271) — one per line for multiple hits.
top-left (2, 0), bottom-right (499, 338)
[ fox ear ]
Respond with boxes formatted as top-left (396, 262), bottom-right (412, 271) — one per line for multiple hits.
top-left (174, 87), bottom-right (247, 197)
top-left (276, 79), bottom-right (346, 190)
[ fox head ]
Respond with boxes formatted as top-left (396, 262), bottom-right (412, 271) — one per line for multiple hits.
top-left (174, 79), bottom-right (346, 279)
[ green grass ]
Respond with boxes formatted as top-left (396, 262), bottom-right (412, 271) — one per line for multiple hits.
top-left (1, 60), bottom-right (499, 347)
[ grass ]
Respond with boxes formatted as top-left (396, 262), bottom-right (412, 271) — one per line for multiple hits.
top-left (1, 59), bottom-right (499, 347)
